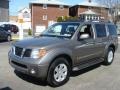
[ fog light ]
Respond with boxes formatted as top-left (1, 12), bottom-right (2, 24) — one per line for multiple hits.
top-left (30, 69), bottom-right (36, 74)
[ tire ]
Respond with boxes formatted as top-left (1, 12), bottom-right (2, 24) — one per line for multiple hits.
top-left (103, 47), bottom-right (114, 65)
top-left (7, 35), bottom-right (11, 42)
top-left (47, 58), bottom-right (70, 87)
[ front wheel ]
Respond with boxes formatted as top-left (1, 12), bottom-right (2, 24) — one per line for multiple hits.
top-left (103, 47), bottom-right (114, 65)
top-left (47, 58), bottom-right (70, 87)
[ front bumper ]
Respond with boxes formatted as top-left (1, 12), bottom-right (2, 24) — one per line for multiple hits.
top-left (9, 53), bottom-right (49, 79)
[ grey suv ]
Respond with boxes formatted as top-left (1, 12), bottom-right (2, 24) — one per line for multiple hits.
top-left (8, 21), bottom-right (118, 87)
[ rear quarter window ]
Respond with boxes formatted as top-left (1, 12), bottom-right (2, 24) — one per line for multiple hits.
top-left (108, 25), bottom-right (117, 36)
top-left (95, 24), bottom-right (107, 37)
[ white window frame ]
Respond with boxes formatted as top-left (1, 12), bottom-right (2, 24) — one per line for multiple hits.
top-left (43, 15), bottom-right (47, 20)
top-left (59, 5), bottom-right (64, 10)
top-left (43, 4), bottom-right (47, 9)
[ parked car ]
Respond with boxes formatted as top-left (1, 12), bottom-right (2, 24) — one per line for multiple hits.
top-left (0, 27), bottom-right (11, 41)
top-left (8, 20), bottom-right (118, 87)
top-left (1, 24), bottom-right (19, 34)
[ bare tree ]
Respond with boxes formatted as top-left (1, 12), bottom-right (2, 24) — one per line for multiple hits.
top-left (96, 0), bottom-right (120, 22)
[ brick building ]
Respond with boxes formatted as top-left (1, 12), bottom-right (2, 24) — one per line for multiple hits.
top-left (30, 0), bottom-right (109, 34)
top-left (0, 0), bottom-right (9, 22)
top-left (69, 1), bottom-right (109, 21)
top-left (30, 0), bottom-right (70, 33)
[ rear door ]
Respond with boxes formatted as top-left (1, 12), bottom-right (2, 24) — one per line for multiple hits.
top-left (94, 23), bottom-right (108, 57)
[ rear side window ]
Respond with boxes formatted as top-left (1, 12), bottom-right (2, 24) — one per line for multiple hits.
top-left (95, 24), bottom-right (107, 37)
top-left (108, 25), bottom-right (117, 35)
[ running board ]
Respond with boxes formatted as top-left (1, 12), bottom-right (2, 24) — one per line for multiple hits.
top-left (72, 58), bottom-right (104, 71)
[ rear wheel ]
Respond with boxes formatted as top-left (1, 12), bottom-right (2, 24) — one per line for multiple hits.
top-left (47, 58), bottom-right (70, 87)
top-left (103, 47), bottom-right (114, 65)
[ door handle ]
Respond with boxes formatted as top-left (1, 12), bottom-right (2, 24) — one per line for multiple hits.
top-left (85, 43), bottom-right (94, 46)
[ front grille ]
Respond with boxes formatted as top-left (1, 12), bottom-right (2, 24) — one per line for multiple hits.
top-left (15, 47), bottom-right (23, 57)
top-left (14, 46), bottom-right (31, 57)
top-left (23, 49), bottom-right (31, 57)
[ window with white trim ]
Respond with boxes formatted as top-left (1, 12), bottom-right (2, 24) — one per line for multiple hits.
top-left (59, 5), bottom-right (64, 10)
top-left (43, 4), bottom-right (47, 9)
top-left (43, 15), bottom-right (47, 20)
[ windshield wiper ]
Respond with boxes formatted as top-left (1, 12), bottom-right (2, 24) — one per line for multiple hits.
top-left (40, 34), bottom-right (70, 39)
top-left (40, 34), bottom-right (56, 37)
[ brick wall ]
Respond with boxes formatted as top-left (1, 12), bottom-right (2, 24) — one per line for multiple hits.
top-left (70, 5), bottom-right (109, 20)
top-left (31, 4), bottom-right (69, 32)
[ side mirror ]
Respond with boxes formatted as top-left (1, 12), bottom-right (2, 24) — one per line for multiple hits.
top-left (79, 34), bottom-right (90, 39)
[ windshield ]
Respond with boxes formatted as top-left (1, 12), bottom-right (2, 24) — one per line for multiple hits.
top-left (41, 22), bottom-right (80, 38)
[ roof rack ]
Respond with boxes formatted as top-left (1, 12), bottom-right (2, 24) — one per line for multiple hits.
top-left (61, 19), bottom-right (113, 23)
top-left (87, 20), bottom-right (112, 23)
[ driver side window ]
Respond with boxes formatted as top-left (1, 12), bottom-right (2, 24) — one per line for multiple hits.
top-left (78, 24), bottom-right (93, 40)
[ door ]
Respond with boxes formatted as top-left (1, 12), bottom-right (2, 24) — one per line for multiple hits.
top-left (74, 24), bottom-right (97, 65)
top-left (94, 24), bottom-right (108, 58)
top-left (0, 28), bottom-right (7, 40)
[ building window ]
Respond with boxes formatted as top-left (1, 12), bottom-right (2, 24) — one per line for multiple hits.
top-left (59, 5), bottom-right (64, 10)
top-left (23, 11), bottom-right (30, 18)
top-left (43, 4), bottom-right (47, 9)
top-left (43, 15), bottom-right (47, 20)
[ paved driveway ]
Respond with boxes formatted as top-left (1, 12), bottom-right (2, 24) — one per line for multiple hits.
top-left (0, 41), bottom-right (120, 90)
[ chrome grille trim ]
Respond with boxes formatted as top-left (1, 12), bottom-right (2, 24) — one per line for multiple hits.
top-left (13, 46), bottom-right (31, 58)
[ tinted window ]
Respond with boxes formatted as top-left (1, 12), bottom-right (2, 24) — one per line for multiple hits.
top-left (108, 25), bottom-right (117, 35)
top-left (95, 24), bottom-right (106, 37)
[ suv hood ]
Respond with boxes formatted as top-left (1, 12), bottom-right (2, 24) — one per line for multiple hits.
top-left (14, 37), bottom-right (68, 48)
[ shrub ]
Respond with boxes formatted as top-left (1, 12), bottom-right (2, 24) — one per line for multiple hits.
top-left (28, 29), bottom-right (32, 36)
top-left (57, 16), bottom-right (79, 22)
top-left (57, 17), bottom-right (63, 22)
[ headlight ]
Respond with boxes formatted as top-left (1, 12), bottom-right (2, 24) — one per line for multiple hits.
top-left (31, 49), bottom-right (47, 59)
top-left (10, 46), bottom-right (15, 54)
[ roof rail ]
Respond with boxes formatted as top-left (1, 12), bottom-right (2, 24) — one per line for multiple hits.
top-left (60, 19), bottom-right (113, 23)
top-left (87, 20), bottom-right (112, 23)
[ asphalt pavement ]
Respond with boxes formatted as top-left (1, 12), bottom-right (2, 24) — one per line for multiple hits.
top-left (0, 41), bottom-right (120, 90)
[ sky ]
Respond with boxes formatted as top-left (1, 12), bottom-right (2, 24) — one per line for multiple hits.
top-left (9, 0), bottom-right (84, 16)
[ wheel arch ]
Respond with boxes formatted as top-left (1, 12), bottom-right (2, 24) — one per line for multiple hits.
top-left (49, 54), bottom-right (73, 71)
top-left (109, 44), bottom-right (116, 52)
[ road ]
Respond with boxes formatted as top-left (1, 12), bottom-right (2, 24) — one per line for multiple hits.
top-left (0, 41), bottom-right (120, 90)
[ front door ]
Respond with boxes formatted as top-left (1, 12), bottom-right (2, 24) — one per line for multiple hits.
top-left (74, 24), bottom-right (97, 65)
